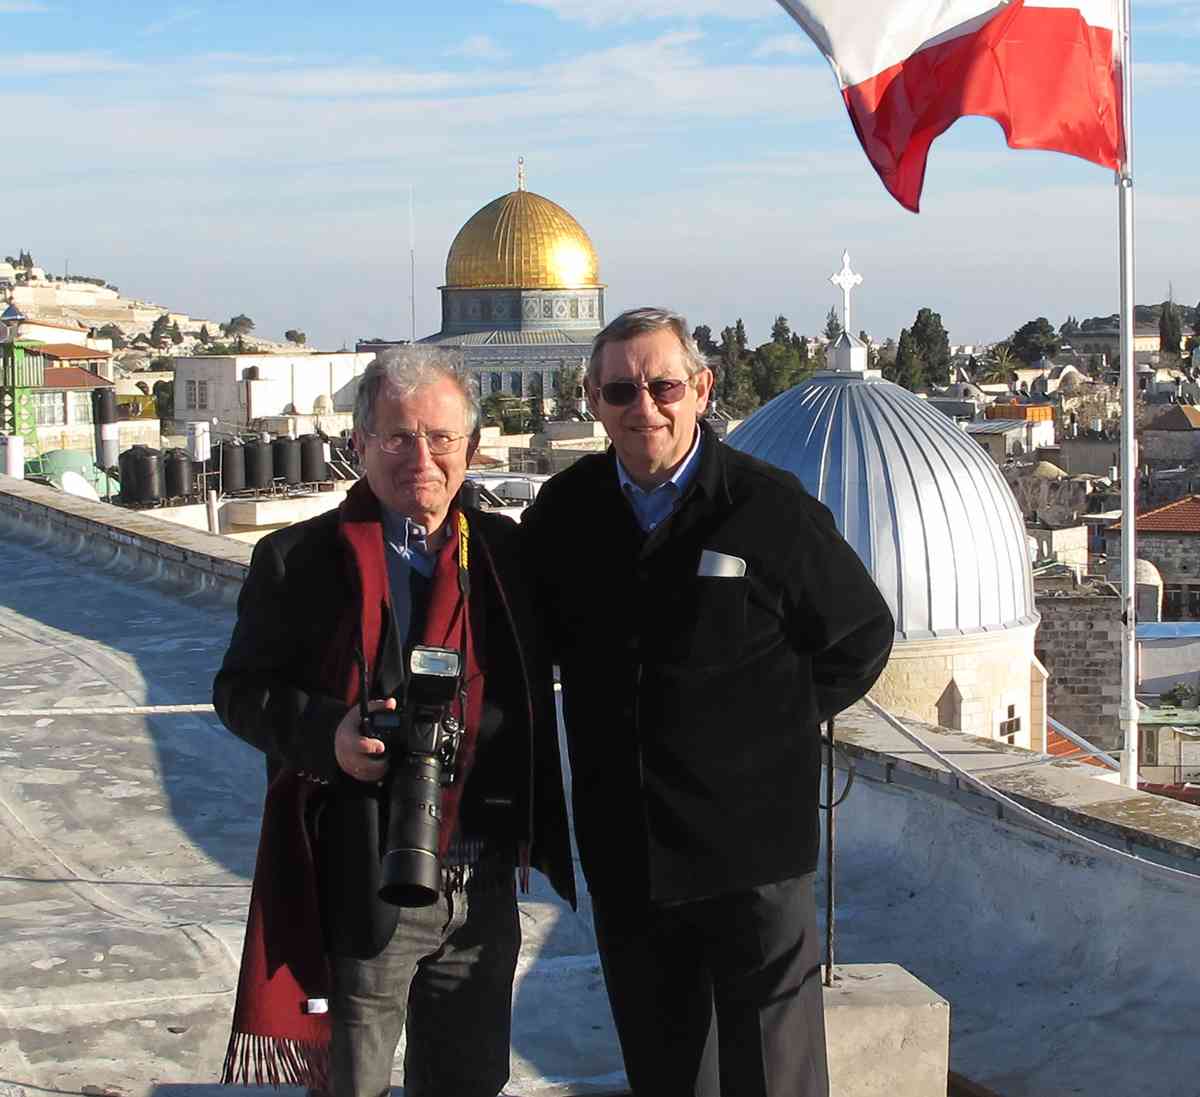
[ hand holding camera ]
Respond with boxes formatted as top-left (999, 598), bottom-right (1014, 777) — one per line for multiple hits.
top-left (334, 698), bottom-right (396, 784)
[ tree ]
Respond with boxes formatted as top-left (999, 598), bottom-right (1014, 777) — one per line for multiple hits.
top-left (222, 314), bottom-right (255, 338)
top-left (770, 315), bottom-right (792, 345)
top-left (798, 335), bottom-right (810, 364)
top-left (285, 329), bottom-right (307, 346)
top-left (1160, 299), bottom-right (1183, 357)
top-left (481, 393), bottom-right (532, 433)
top-left (715, 326), bottom-right (758, 417)
top-left (169, 321), bottom-right (183, 345)
top-left (1008, 317), bottom-right (1061, 364)
top-left (198, 324), bottom-right (211, 345)
top-left (890, 328), bottom-right (926, 391)
top-left (1193, 301), bottom-right (1200, 338)
top-left (692, 325), bottom-right (719, 357)
top-left (1060, 315), bottom-right (1081, 339)
top-left (734, 318), bottom-right (748, 354)
top-left (977, 344), bottom-right (1017, 384)
top-left (553, 364), bottom-right (584, 420)
top-left (910, 307), bottom-right (951, 386)
top-left (823, 306), bottom-right (843, 342)
top-left (149, 313), bottom-right (171, 349)
top-left (96, 323), bottom-right (127, 350)
top-left (152, 379), bottom-right (174, 420)
top-left (749, 340), bottom-right (808, 404)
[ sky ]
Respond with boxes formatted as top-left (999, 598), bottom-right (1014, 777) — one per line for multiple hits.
top-left (1, 0), bottom-right (1197, 351)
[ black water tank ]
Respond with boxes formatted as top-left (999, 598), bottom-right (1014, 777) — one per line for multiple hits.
top-left (243, 438), bottom-right (273, 490)
top-left (272, 436), bottom-right (302, 485)
top-left (299, 434), bottom-right (327, 482)
top-left (163, 448), bottom-right (193, 499)
top-left (128, 445), bottom-right (162, 505)
top-left (213, 440), bottom-right (246, 494)
top-left (117, 446), bottom-right (136, 503)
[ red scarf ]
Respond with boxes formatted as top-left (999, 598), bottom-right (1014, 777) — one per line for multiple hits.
top-left (221, 481), bottom-right (483, 1087)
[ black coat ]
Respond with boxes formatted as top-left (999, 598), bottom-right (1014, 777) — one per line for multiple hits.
top-left (214, 502), bottom-right (575, 957)
top-left (522, 424), bottom-right (894, 908)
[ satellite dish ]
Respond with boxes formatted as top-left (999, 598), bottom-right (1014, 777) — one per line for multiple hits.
top-left (59, 470), bottom-right (101, 502)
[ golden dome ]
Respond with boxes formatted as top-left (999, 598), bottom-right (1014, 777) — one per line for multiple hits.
top-left (444, 189), bottom-right (601, 290)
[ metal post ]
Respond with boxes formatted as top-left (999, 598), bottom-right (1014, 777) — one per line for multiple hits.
top-left (1117, 0), bottom-right (1139, 789)
top-left (824, 716), bottom-right (836, 986)
top-left (206, 489), bottom-right (220, 535)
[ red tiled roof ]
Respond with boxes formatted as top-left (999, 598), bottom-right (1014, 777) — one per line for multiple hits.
top-left (1112, 496), bottom-right (1200, 535)
top-left (34, 342), bottom-right (111, 360)
top-left (39, 366), bottom-right (114, 389)
top-left (1044, 726), bottom-right (1113, 770)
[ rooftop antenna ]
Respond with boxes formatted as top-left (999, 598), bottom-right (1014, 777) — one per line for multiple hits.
top-left (409, 183), bottom-right (416, 344)
top-left (517, 156), bottom-right (526, 192)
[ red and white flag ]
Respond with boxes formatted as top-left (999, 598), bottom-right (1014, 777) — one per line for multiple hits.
top-left (776, 0), bottom-right (1125, 211)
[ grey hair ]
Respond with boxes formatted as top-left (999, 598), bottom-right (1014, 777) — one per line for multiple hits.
top-left (353, 345), bottom-right (480, 437)
top-left (587, 306), bottom-right (711, 386)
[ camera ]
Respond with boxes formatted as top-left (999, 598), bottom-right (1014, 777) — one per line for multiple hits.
top-left (370, 645), bottom-right (464, 907)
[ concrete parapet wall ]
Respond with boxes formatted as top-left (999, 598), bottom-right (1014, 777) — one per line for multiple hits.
top-left (0, 474), bottom-right (250, 604)
top-left (830, 705), bottom-right (1200, 1095)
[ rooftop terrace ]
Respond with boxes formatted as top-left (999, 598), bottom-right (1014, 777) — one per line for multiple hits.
top-left (2, 475), bottom-right (1199, 1097)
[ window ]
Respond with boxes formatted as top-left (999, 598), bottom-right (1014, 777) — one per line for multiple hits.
top-left (1164, 585), bottom-right (1185, 622)
top-left (1187, 587), bottom-right (1200, 620)
top-left (69, 391), bottom-right (93, 424)
top-left (185, 379), bottom-right (197, 410)
top-left (34, 391), bottom-right (64, 426)
top-left (999, 705), bottom-right (1021, 744)
top-left (197, 380), bottom-right (209, 410)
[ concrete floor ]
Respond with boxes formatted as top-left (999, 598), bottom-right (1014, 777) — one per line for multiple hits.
top-left (0, 535), bottom-right (624, 1097)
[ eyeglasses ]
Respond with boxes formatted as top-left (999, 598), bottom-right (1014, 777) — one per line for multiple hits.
top-left (598, 378), bottom-right (692, 407)
top-left (367, 429), bottom-right (466, 456)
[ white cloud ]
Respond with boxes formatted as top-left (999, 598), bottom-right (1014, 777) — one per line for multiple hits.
top-left (753, 33), bottom-right (818, 58)
top-left (140, 6), bottom-right (202, 36)
top-left (1134, 61), bottom-right (1200, 88)
top-left (509, 0), bottom-right (770, 27)
top-left (445, 34), bottom-right (510, 61)
top-left (2, 52), bottom-right (133, 75)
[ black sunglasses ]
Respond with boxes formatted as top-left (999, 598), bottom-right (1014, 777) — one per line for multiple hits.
top-left (599, 378), bottom-right (691, 407)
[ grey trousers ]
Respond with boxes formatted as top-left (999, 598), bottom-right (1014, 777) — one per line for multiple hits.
top-left (593, 873), bottom-right (829, 1097)
top-left (327, 871), bottom-right (521, 1097)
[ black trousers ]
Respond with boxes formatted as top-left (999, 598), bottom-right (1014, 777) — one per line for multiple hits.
top-left (592, 873), bottom-right (829, 1097)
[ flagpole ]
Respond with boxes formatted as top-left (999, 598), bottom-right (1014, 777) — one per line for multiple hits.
top-left (1117, 0), bottom-right (1138, 789)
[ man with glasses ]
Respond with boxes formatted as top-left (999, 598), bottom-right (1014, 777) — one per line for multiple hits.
top-left (522, 307), bottom-right (894, 1097)
top-left (214, 347), bottom-right (574, 1097)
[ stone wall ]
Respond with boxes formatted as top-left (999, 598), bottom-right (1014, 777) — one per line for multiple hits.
top-left (1035, 590), bottom-right (1122, 748)
top-left (1107, 530), bottom-right (1200, 586)
top-left (870, 624), bottom-right (1044, 750)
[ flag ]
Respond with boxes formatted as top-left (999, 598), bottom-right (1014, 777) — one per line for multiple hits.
top-left (776, 0), bottom-right (1124, 211)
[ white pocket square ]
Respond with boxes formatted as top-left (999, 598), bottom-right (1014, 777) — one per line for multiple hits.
top-left (698, 549), bottom-right (747, 578)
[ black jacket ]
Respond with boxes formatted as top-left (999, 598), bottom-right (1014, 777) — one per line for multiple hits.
top-left (522, 424), bottom-right (894, 908)
top-left (214, 502), bottom-right (575, 957)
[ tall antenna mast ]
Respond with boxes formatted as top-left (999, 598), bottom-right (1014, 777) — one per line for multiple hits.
top-left (517, 156), bottom-right (526, 191)
top-left (409, 183), bottom-right (416, 344)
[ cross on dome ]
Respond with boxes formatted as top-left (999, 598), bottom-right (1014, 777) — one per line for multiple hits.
top-left (829, 251), bottom-right (863, 335)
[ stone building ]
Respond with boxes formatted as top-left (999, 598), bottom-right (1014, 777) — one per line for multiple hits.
top-left (1106, 496), bottom-right (1200, 620)
top-left (729, 328), bottom-right (1046, 750)
top-left (421, 171), bottom-right (604, 400)
top-left (1034, 579), bottom-right (1122, 749)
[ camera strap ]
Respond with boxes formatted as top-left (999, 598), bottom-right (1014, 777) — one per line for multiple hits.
top-left (457, 511), bottom-right (470, 600)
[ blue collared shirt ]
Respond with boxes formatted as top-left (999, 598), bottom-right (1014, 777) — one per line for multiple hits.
top-left (382, 508), bottom-right (438, 645)
top-left (616, 429), bottom-right (703, 533)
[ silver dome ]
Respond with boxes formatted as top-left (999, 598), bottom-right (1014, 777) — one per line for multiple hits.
top-left (727, 374), bottom-right (1036, 640)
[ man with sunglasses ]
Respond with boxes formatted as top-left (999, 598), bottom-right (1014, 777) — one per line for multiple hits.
top-left (214, 348), bottom-right (574, 1097)
top-left (522, 307), bottom-right (894, 1097)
